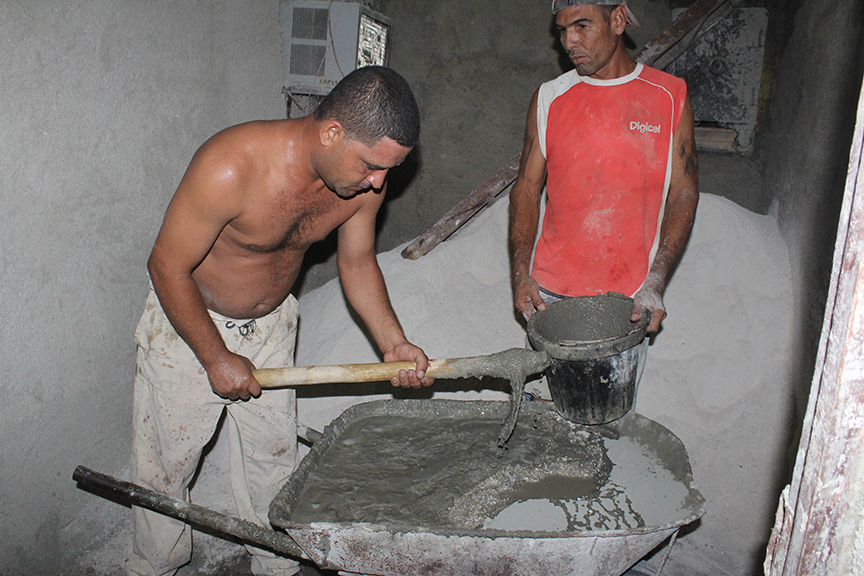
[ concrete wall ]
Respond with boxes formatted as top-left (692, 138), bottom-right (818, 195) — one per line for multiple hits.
top-left (761, 0), bottom-right (864, 425)
top-left (0, 1), bottom-right (283, 573)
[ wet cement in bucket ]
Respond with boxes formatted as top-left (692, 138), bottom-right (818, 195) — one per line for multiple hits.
top-left (527, 294), bottom-right (648, 360)
top-left (280, 399), bottom-right (702, 535)
top-left (528, 295), bottom-right (650, 425)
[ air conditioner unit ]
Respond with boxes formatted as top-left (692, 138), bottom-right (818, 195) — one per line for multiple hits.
top-left (281, 0), bottom-right (391, 96)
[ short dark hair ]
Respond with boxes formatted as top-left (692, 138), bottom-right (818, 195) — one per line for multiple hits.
top-left (597, 5), bottom-right (615, 24)
top-left (314, 66), bottom-right (420, 148)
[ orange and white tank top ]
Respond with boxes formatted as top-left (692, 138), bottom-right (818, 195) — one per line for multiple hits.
top-left (531, 63), bottom-right (687, 298)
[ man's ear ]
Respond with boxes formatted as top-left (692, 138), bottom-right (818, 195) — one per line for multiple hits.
top-left (319, 120), bottom-right (345, 148)
top-left (612, 5), bottom-right (627, 35)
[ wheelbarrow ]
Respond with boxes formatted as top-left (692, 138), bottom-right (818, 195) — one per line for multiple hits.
top-left (74, 398), bottom-right (705, 576)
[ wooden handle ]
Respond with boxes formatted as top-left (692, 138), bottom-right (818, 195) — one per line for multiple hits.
top-left (252, 360), bottom-right (447, 388)
top-left (252, 349), bottom-right (550, 388)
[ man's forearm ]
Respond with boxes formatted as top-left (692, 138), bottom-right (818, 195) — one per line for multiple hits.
top-left (650, 187), bottom-right (699, 287)
top-left (338, 257), bottom-right (407, 354)
top-left (508, 181), bottom-right (541, 284)
top-left (652, 92), bottom-right (699, 289)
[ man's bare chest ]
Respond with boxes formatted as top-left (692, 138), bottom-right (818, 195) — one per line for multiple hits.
top-left (227, 189), bottom-right (358, 254)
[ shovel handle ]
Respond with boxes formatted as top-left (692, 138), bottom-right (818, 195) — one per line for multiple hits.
top-left (252, 360), bottom-right (444, 388)
top-left (252, 349), bottom-right (550, 388)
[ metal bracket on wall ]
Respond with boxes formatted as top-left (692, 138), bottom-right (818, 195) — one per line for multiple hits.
top-left (283, 87), bottom-right (324, 119)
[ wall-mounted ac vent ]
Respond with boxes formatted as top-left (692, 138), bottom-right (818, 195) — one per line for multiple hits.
top-left (281, 0), bottom-right (391, 96)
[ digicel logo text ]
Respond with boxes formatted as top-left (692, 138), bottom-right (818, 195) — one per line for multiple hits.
top-left (630, 121), bottom-right (660, 134)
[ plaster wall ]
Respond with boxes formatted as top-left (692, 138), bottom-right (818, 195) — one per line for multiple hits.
top-left (0, 1), bottom-right (283, 572)
top-left (761, 0), bottom-right (864, 418)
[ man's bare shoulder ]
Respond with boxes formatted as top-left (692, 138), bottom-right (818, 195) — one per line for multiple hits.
top-left (217, 118), bottom-right (296, 137)
top-left (183, 119), bottom-right (310, 188)
top-left (197, 119), bottom-right (299, 157)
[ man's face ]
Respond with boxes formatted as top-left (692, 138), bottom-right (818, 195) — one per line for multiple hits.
top-left (323, 136), bottom-right (412, 199)
top-left (555, 4), bottom-right (623, 78)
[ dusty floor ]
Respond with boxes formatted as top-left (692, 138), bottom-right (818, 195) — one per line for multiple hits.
top-left (79, 548), bottom-right (332, 576)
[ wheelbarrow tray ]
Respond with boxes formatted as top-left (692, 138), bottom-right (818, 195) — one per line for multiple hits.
top-left (270, 399), bottom-right (705, 576)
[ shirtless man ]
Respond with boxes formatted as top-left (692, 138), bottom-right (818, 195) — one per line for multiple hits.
top-left (509, 0), bottom-right (698, 333)
top-left (127, 66), bottom-right (431, 576)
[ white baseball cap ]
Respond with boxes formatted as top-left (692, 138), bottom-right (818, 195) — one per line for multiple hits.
top-left (551, 0), bottom-right (640, 28)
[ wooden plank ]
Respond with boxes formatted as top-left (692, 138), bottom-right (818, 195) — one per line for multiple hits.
top-left (764, 66), bottom-right (864, 576)
top-left (648, 2), bottom-right (735, 71)
top-left (634, 0), bottom-right (730, 66)
top-left (400, 151), bottom-right (521, 260)
top-left (694, 126), bottom-right (738, 152)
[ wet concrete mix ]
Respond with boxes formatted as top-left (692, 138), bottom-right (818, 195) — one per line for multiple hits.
top-left (280, 400), bottom-right (697, 534)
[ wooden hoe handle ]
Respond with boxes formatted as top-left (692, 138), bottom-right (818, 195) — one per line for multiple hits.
top-left (251, 349), bottom-right (550, 388)
top-left (253, 360), bottom-right (442, 388)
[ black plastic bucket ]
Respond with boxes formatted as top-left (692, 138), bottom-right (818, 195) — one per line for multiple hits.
top-left (527, 293), bottom-right (650, 425)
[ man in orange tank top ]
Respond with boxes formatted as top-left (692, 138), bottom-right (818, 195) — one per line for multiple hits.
top-left (509, 0), bottom-right (699, 335)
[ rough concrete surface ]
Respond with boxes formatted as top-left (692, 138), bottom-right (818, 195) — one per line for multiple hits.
top-left (0, 2), bottom-right (285, 574)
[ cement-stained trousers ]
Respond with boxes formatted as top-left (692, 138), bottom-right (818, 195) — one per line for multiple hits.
top-left (126, 289), bottom-right (300, 576)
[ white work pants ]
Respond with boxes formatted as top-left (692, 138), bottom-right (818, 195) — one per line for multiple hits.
top-left (125, 289), bottom-right (300, 576)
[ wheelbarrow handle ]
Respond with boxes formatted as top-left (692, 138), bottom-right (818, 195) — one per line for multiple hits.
top-left (72, 466), bottom-right (307, 560)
